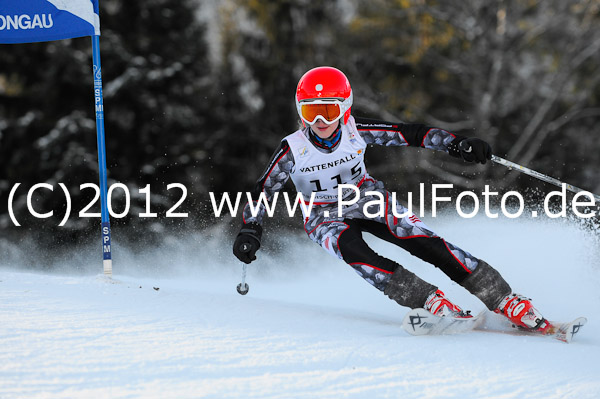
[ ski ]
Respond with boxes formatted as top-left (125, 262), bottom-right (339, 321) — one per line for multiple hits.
top-left (481, 317), bottom-right (588, 343)
top-left (401, 308), bottom-right (484, 336)
top-left (402, 308), bottom-right (587, 343)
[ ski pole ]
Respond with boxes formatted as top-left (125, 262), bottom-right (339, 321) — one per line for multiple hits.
top-left (458, 141), bottom-right (600, 202)
top-left (236, 243), bottom-right (251, 295)
top-left (490, 155), bottom-right (600, 202)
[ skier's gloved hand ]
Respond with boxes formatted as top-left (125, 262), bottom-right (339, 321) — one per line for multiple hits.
top-left (233, 222), bottom-right (262, 264)
top-left (449, 137), bottom-right (492, 164)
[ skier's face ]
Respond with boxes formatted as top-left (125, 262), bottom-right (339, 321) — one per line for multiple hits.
top-left (310, 120), bottom-right (339, 139)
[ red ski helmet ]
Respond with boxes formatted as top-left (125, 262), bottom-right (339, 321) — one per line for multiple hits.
top-left (295, 66), bottom-right (353, 125)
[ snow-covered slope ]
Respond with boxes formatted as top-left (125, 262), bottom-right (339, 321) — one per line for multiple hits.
top-left (1, 216), bottom-right (599, 399)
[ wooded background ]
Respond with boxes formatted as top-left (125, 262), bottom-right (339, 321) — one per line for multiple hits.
top-left (1, 0), bottom-right (599, 252)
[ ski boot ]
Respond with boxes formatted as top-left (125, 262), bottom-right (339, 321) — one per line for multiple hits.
top-left (424, 289), bottom-right (472, 318)
top-left (494, 293), bottom-right (552, 333)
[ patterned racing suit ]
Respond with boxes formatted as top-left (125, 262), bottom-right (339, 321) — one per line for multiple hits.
top-left (241, 116), bottom-right (511, 310)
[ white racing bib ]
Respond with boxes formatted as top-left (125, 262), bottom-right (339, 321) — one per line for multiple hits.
top-left (285, 117), bottom-right (367, 204)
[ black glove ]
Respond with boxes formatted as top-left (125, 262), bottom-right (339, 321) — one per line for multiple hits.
top-left (233, 222), bottom-right (262, 264)
top-left (448, 137), bottom-right (492, 164)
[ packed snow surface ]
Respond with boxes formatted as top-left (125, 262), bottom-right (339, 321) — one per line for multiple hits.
top-left (1, 216), bottom-right (599, 398)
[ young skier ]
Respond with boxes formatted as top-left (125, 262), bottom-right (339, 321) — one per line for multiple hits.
top-left (232, 66), bottom-right (549, 333)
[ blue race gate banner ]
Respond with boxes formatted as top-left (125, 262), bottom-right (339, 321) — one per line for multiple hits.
top-left (0, 0), bottom-right (113, 276)
top-left (0, 0), bottom-right (99, 44)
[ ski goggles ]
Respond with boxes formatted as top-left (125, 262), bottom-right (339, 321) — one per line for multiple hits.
top-left (296, 96), bottom-right (352, 125)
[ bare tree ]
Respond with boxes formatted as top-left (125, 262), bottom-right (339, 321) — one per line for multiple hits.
top-left (342, 0), bottom-right (600, 192)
